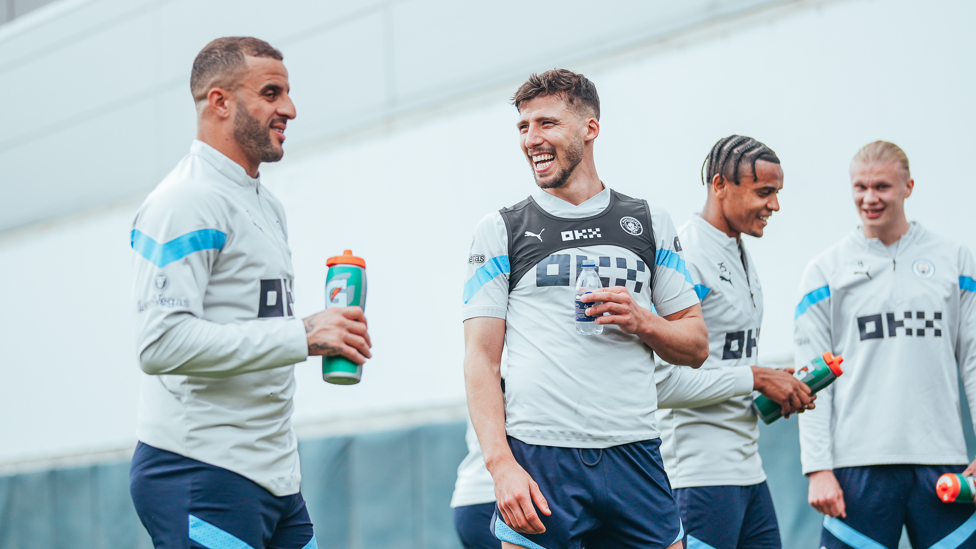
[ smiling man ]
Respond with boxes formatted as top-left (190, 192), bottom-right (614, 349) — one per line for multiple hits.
top-left (795, 141), bottom-right (976, 549)
top-left (128, 37), bottom-right (372, 549)
top-left (658, 136), bottom-right (815, 549)
top-left (462, 69), bottom-right (708, 549)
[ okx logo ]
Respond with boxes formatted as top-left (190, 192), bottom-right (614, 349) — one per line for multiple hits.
top-left (857, 311), bottom-right (942, 341)
top-left (561, 228), bottom-right (602, 241)
top-left (723, 329), bottom-right (759, 359)
top-left (258, 278), bottom-right (294, 318)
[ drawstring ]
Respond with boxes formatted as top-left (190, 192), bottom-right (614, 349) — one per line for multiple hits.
top-left (578, 448), bottom-right (603, 467)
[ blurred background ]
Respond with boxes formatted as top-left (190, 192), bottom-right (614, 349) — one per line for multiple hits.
top-left (1, 0), bottom-right (975, 547)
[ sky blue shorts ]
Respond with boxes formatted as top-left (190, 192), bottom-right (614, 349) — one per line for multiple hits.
top-left (491, 437), bottom-right (682, 549)
top-left (129, 442), bottom-right (318, 549)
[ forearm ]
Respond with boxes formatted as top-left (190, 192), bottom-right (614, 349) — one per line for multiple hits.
top-left (657, 365), bottom-right (753, 409)
top-left (138, 313), bottom-right (308, 378)
top-left (464, 351), bottom-right (511, 473)
top-left (638, 313), bottom-right (708, 367)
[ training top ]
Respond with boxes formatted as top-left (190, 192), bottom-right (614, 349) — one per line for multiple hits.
top-left (451, 362), bottom-right (754, 507)
top-left (795, 223), bottom-right (976, 474)
top-left (659, 214), bottom-right (767, 489)
top-left (462, 187), bottom-right (700, 448)
top-left (130, 140), bottom-right (309, 497)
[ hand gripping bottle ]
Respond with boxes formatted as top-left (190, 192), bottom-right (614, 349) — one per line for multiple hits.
top-left (753, 352), bottom-right (844, 424)
top-left (575, 259), bottom-right (603, 335)
top-left (937, 474), bottom-right (976, 503)
top-left (323, 250), bottom-right (367, 385)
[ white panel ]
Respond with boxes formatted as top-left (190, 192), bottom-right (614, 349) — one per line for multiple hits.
top-left (389, 0), bottom-right (782, 109)
top-left (283, 10), bottom-right (389, 147)
top-left (0, 92), bottom-right (159, 231)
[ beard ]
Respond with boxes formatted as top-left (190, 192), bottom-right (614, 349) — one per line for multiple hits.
top-left (534, 136), bottom-right (584, 190)
top-left (233, 103), bottom-right (282, 165)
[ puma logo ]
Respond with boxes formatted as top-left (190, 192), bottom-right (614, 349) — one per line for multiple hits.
top-left (524, 229), bottom-right (545, 242)
top-left (720, 275), bottom-right (733, 286)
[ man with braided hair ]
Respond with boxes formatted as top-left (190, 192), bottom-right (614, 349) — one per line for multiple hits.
top-left (658, 135), bottom-right (815, 549)
top-left (796, 141), bottom-right (976, 548)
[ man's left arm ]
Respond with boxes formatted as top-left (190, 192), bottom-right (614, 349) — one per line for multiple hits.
top-left (956, 247), bottom-right (976, 475)
top-left (583, 212), bottom-right (707, 367)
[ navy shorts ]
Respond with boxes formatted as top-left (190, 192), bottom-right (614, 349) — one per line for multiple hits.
top-left (455, 502), bottom-right (502, 549)
top-left (491, 437), bottom-right (683, 549)
top-left (673, 482), bottom-right (780, 549)
top-left (129, 442), bottom-right (318, 549)
top-left (821, 464), bottom-right (976, 549)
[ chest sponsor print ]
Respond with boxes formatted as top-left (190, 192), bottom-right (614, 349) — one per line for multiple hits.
top-left (258, 278), bottom-right (295, 318)
top-left (723, 328), bottom-right (759, 359)
top-left (535, 254), bottom-right (648, 293)
top-left (857, 311), bottom-right (942, 340)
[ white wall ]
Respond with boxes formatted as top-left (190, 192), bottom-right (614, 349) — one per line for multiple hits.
top-left (2, 0), bottom-right (975, 466)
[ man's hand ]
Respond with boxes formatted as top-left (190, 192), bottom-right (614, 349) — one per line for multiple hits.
top-left (581, 286), bottom-right (648, 334)
top-left (491, 457), bottom-right (551, 535)
top-left (303, 307), bottom-right (371, 363)
top-left (962, 457), bottom-right (976, 476)
top-left (808, 470), bottom-right (846, 518)
top-left (751, 366), bottom-right (815, 418)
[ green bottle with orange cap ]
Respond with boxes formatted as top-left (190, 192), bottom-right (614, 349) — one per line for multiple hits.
top-left (753, 352), bottom-right (844, 424)
top-left (937, 473), bottom-right (976, 503)
top-left (323, 250), bottom-right (367, 385)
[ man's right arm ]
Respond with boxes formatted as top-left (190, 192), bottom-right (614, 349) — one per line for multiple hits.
top-left (794, 262), bottom-right (844, 517)
top-left (464, 317), bottom-right (550, 534)
top-left (132, 195), bottom-right (369, 378)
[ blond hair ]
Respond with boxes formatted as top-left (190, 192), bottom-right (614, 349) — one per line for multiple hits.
top-left (851, 140), bottom-right (910, 177)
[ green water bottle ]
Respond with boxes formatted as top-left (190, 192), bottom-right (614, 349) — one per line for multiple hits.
top-left (323, 250), bottom-right (367, 385)
top-left (937, 473), bottom-right (976, 503)
top-left (753, 352), bottom-right (844, 424)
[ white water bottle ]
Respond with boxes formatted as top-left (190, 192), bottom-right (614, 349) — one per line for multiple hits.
top-left (575, 259), bottom-right (603, 335)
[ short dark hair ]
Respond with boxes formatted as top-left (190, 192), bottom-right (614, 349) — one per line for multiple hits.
top-left (190, 37), bottom-right (283, 103)
top-left (511, 69), bottom-right (600, 121)
top-left (702, 135), bottom-right (780, 186)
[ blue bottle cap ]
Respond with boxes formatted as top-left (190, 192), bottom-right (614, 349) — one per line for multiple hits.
top-left (581, 259), bottom-right (596, 268)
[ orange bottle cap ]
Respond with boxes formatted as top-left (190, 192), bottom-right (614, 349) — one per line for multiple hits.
top-left (937, 473), bottom-right (961, 503)
top-left (822, 352), bottom-right (844, 377)
top-left (326, 249), bottom-right (365, 268)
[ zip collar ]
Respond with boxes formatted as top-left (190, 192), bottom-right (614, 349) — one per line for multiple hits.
top-left (852, 221), bottom-right (921, 256)
top-left (190, 140), bottom-right (261, 190)
top-left (687, 213), bottom-right (742, 254)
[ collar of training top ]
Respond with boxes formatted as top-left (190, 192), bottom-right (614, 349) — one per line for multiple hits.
top-left (190, 139), bottom-right (261, 189)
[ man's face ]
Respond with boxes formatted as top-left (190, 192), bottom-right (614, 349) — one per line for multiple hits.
top-left (851, 161), bottom-right (913, 232)
top-left (232, 56), bottom-right (295, 166)
top-left (721, 161), bottom-right (783, 238)
top-left (517, 95), bottom-right (587, 189)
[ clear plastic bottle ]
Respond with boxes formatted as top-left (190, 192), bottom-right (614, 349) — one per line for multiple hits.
top-left (575, 259), bottom-right (603, 335)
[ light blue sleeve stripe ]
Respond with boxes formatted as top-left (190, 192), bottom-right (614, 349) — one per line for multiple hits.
top-left (301, 536), bottom-right (319, 549)
top-left (822, 516), bottom-right (886, 549)
top-left (131, 229), bottom-right (227, 268)
top-left (930, 509), bottom-right (976, 549)
top-left (687, 534), bottom-right (716, 549)
top-left (492, 513), bottom-right (548, 549)
top-left (462, 256), bottom-right (510, 304)
top-left (694, 284), bottom-right (711, 301)
top-left (961, 276), bottom-right (976, 293)
top-left (189, 515), bottom-right (253, 549)
top-left (655, 248), bottom-right (694, 287)
top-left (794, 285), bottom-right (831, 320)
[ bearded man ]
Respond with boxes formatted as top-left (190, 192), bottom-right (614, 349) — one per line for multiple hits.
top-left (128, 37), bottom-right (372, 549)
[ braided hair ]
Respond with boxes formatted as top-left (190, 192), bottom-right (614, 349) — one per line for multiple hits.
top-left (701, 135), bottom-right (780, 186)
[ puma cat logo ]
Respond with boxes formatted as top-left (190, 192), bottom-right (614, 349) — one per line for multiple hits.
top-left (524, 229), bottom-right (545, 242)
